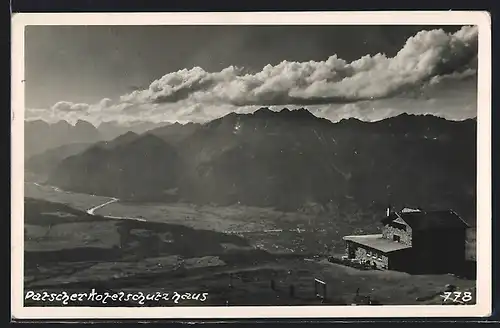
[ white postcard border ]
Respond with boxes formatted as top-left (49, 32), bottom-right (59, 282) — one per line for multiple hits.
top-left (11, 11), bottom-right (492, 319)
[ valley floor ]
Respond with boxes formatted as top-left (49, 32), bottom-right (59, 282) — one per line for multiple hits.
top-left (22, 182), bottom-right (477, 306)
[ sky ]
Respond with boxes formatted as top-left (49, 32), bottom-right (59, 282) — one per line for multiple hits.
top-left (25, 25), bottom-right (478, 126)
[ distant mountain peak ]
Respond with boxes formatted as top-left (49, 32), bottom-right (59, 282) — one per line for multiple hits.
top-left (121, 130), bottom-right (139, 137)
top-left (25, 119), bottom-right (50, 127)
top-left (75, 119), bottom-right (93, 126)
top-left (109, 130), bottom-right (139, 142)
top-left (390, 112), bottom-right (447, 121)
top-left (337, 117), bottom-right (365, 124)
top-left (252, 107), bottom-right (276, 117)
top-left (53, 120), bottom-right (72, 128)
top-left (279, 107), bottom-right (317, 119)
top-left (250, 107), bottom-right (318, 120)
top-left (25, 118), bottom-right (102, 158)
top-left (336, 113), bottom-right (457, 126)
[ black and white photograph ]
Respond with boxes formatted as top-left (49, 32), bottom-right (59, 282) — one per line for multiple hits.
top-left (11, 12), bottom-right (491, 319)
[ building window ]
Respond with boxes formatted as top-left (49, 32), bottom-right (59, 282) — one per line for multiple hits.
top-left (393, 235), bottom-right (401, 242)
top-left (392, 222), bottom-right (407, 231)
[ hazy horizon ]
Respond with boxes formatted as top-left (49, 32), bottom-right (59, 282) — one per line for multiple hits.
top-left (24, 107), bottom-right (478, 128)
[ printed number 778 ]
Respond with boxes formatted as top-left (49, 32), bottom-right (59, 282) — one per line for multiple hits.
top-left (441, 291), bottom-right (473, 303)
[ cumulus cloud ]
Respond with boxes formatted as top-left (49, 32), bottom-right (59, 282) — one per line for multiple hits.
top-left (119, 25), bottom-right (477, 107)
top-left (51, 101), bottom-right (90, 112)
top-left (28, 25), bottom-right (478, 124)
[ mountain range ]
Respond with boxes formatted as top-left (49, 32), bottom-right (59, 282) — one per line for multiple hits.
top-left (24, 119), bottom-right (170, 158)
top-left (96, 121), bottom-right (171, 141)
top-left (25, 120), bottom-right (101, 158)
top-left (28, 108), bottom-right (477, 224)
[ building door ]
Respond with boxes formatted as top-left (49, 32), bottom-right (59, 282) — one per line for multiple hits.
top-left (393, 235), bottom-right (400, 242)
top-left (347, 243), bottom-right (355, 259)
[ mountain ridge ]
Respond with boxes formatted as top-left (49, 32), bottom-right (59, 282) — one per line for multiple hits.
top-left (24, 109), bottom-right (476, 128)
top-left (29, 108), bottom-right (476, 224)
top-left (24, 119), bottom-right (102, 158)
